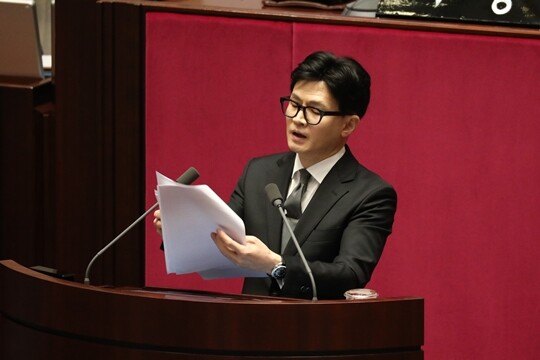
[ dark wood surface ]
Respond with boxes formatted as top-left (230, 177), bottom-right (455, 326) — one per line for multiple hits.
top-left (53, 0), bottom-right (145, 286)
top-left (99, 0), bottom-right (146, 287)
top-left (0, 260), bottom-right (424, 359)
top-left (53, 0), bottom-right (104, 283)
top-left (0, 78), bottom-right (55, 269)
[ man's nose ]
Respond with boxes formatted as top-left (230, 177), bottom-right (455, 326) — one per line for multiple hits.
top-left (292, 108), bottom-right (308, 125)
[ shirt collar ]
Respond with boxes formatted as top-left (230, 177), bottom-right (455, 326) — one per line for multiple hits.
top-left (291, 147), bottom-right (346, 184)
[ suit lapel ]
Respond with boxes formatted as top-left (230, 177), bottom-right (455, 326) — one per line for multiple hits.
top-left (283, 148), bottom-right (359, 255)
top-left (265, 153), bottom-right (295, 253)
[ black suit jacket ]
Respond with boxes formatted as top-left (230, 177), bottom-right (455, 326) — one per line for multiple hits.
top-left (228, 146), bottom-right (397, 300)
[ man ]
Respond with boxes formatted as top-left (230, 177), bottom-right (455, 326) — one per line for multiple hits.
top-left (155, 51), bottom-right (397, 300)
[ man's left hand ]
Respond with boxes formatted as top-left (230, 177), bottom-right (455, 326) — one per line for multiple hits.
top-left (211, 229), bottom-right (281, 274)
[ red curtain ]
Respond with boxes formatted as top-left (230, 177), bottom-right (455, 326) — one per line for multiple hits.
top-left (146, 13), bottom-right (540, 359)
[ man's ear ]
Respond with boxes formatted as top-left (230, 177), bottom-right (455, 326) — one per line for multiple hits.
top-left (342, 115), bottom-right (360, 138)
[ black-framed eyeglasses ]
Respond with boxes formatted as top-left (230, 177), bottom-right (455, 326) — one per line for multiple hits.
top-left (280, 97), bottom-right (347, 125)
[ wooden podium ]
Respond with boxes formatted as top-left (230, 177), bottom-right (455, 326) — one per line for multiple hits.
top-left (0, 260), bottom-right (423, 359)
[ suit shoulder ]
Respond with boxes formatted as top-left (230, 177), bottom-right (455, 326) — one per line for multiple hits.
top-left (249, 151), bottom-right (291, 162)
top-left (246, 151), bottom-right (292, 168)
top-left (357, 162), bottom-right (393, 187)
top-left (340, 149), bottom-right (394, 190)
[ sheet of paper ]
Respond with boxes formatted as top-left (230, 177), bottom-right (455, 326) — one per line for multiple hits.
top-left (156, 172), bottom-right (265, 279)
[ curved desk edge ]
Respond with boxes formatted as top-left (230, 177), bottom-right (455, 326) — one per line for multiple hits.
top-left (1, 259), bottom-right (423, 358)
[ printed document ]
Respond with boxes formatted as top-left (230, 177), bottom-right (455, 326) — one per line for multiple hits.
top-left (156, 172), bottom-right (265, 279)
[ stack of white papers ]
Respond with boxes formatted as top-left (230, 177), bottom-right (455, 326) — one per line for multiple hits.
top-left (156, 172), bottom-right (265, 279)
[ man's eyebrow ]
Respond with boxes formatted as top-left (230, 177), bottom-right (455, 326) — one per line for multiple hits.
top-left (289, 94), bottom-right (325, 108)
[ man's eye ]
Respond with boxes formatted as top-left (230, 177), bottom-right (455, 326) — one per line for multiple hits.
top-left (307, 107), bottom-right (321, 115)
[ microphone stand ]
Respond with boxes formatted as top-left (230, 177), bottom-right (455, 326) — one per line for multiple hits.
top-left (84, 167), bottom-right (199, 285)
top-left (273, 201), bottom-right (318, 301)
top-left (83, 204), bottom-right (159, 285)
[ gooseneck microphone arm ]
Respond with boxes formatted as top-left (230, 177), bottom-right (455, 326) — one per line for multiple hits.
top-left (265, 183), bottom-right (318, 301)
top-left (84, 167), bottom-right (200, 285)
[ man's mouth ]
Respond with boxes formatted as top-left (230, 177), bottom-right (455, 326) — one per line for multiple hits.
top-left (291, 130), bottom-right (307, 139)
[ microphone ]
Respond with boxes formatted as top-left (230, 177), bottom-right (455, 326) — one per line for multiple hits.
top-left (265, 183), bottom-right (318, 301)
top-left (84, 167), bottom-right (200, 285)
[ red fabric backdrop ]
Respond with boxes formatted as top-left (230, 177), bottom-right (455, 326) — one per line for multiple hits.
top-left (145, 13), bottom-right (540, 359)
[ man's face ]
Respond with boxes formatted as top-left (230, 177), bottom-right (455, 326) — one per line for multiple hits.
top-left (285, 80), bottom-right (358, 168)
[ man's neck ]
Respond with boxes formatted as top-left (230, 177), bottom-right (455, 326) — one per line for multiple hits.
top-left (297, 146), bottom-right (346, 169)
top-left (295, 146), bottom-right (346, 176)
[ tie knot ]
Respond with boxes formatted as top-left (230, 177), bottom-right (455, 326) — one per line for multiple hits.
top-left (283, 169), bottom-right (311, 220)
top-left (298, 168), bottom-right (311, 186)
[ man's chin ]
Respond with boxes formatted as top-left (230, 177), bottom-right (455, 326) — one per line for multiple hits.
top-left (287, 140), bottom-right (307, 154)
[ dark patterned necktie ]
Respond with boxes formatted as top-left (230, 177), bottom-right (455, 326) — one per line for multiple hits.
top-left (284, 169), bottom-right (311, 220)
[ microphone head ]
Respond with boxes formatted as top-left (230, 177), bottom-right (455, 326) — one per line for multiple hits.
top-left (176, 167), bottom-right (200, 185)
top-left (265, 183), bottom-right (283, 207)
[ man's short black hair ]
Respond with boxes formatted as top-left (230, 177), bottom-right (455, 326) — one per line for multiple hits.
top-left (291, 51), bottom-right (371, 118)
